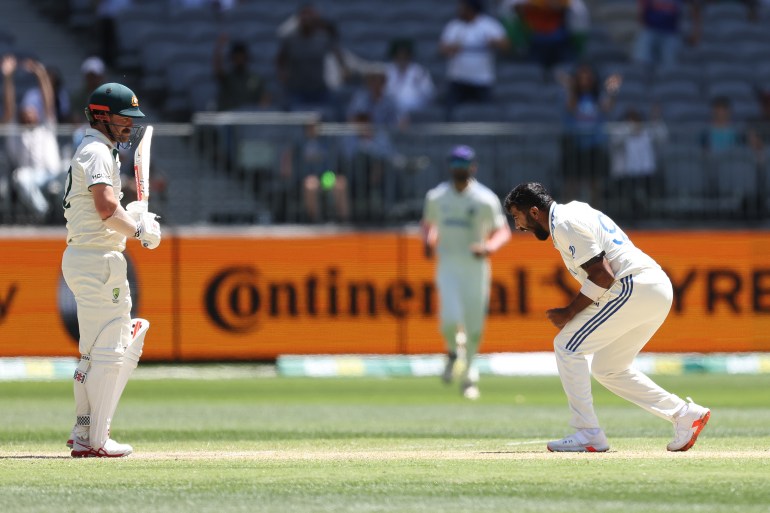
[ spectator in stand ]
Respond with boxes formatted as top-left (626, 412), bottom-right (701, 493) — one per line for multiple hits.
top-left (440, 0), bottom-right (509, 120)
top-left (701, 96), bottom-right (743, 153)
top-left (71, 57), bottom-right (107, 125)
top-left (22, 66), bottom-right (71, 124)
top-left (609, 108), bottom-right (668, 219)
top-left (213, 35), bottom-right (269, 111)
top-left (290, 119), bottom-right (350, 223)
top-left (384, 39), bottom-right (436, 125)
top-left (276, 13), bottom-right (373, 105)
top-left (2, 55), bottom-right (63, 222)
top-left (343, 66), bottom-right (401, 221)
top-left (747, 87), bottom-right (770, 158)
top-left (632, 0), bottom-right (703, 69)
top-left (275, 3), bottom-right (347, 113)
top-left (557, 63), bottom-right (621, 207)
top-left (501, 0), bottom-right (587, 70)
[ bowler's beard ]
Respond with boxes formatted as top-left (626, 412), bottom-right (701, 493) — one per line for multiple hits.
top-left (533, 225), bottom-right (550, 240)
top-left (527, 212), bottom-right (550, 240)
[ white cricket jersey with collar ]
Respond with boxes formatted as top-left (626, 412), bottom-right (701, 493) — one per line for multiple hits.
top-left (548, 201), bottom-right (660, 286)
top-left (63, 128), bottom-right (126, 251)
top-left (423, 179), bottom-right (506, 260)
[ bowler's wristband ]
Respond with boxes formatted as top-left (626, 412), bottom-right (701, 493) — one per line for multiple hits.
top-left (579, 279), bottom-right (609, 302)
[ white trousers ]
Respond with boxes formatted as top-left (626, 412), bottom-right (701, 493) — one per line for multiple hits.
top-left (62, 246), bottom-right (133, 447)
top-left (62, 246), bottom-right (132, 361)
top-left (553, 268), bottom-right (685, 430)
top-left (437, 257), bottom-right (490, 338)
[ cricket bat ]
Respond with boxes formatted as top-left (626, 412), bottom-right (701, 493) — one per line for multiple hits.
top-left (134, 125), bottom-right (153, 205)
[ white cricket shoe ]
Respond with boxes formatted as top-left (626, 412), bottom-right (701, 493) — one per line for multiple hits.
top-left (66, 426), bottom-right (77, 449)
top-left (461, 380), bottom-right (480, 400)
top-left (547, 429), bottom-right (609, 453)
top-left (71, 438), bottom-right (133, 458)
top-left (667, 398), bottom-right (711, 452)
top-left (441, 353), bottom-right (457, 384)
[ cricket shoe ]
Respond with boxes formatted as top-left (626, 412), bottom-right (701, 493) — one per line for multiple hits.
top-left (71, 438), bottom-right (133, 458)
top-left (441, 352), bottom-right (457, 384)
top-left (667, 398), bottom-right (711, 452)
top-left (547, 429), bottom-right (609, 452)
top-left (461, 380), bottom-right (480, 400)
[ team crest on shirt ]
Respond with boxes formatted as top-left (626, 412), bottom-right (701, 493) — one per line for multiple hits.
top-left (112, 288), bottom-right (120, 303)
top-left (569, 245), bottom-right (576, 258)
top-left (467, 207), bottom-right (476, 217)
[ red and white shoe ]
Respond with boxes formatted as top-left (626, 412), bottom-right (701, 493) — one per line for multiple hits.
top-left (71, 438), bottom-right (133, 458)
top-left (547, 429), bottom-right (609, 452)
top-left (667, 398), bottom-right (710, 452)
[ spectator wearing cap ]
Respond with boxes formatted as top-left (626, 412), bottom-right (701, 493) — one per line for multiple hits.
top-left (421, 144), bottom-right (511, 400)
top-left (213, 34), bottom-right (269, 111)
top-left (70, 56), bottom-right (106, 124)
top-left (440, 0), bottom-right (509, 120)
top-left (384, 39), bottom-right (436, 124)
top-left (2, 55), bottom-right (63, 222)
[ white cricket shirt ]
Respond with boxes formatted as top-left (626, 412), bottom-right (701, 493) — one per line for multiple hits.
top-left (63, 128), bottom-right (126, 251)
top-left (549, 201), bottom-right (660, 285)
top-left (440, 14), bottom-right (505, 86)
top-left (423, 179), bottom-right (506, 260)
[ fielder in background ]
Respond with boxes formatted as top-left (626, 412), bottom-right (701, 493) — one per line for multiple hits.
top-left (61, 82), bottom-right (161, 458)
top-left (421, 145), bottom-right (511, 399)
top-left (504, 182), bottom-right (710, 452)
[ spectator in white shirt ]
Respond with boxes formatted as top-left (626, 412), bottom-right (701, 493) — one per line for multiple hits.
top-left (384, 39), bottom-right (436, 124)
top-left (440, 0), bottom-right (509, 120)
top-left (2, 56), bottom-right (62, 222)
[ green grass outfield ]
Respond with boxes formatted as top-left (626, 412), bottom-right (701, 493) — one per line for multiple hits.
top-left (1, 373), bottom-right (769, 513)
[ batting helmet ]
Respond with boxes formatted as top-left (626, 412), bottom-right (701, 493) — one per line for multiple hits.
top-left (85, 83), bottom-right (145, 148)
top-left (85, 82), bottom-right (144, 123)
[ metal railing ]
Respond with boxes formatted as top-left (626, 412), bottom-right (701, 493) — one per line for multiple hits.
top-left (2, 116), bottom-right (769, 228)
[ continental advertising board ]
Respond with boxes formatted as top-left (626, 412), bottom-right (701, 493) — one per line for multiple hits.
top-left (1, 228), bottom-right (769, 360)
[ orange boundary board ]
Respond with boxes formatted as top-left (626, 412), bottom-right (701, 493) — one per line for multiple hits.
top-left (1, 229), bottom-right (769, 359)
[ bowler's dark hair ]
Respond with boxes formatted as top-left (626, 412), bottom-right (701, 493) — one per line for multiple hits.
top-left (503, 182), bottom-right (553, 212)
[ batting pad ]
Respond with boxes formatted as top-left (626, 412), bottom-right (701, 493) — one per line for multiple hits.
top-left (85, 361), bottom-right (120, 449)
top-left (107, 318), bottom-right (150, 423)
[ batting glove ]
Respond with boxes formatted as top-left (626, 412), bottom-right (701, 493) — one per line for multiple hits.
top-left (135, 212), bottom-right (161, 249)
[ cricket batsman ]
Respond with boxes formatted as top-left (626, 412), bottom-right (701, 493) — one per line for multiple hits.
top-left (421, 145), bottom-right (511, 399)
top-left (61, 83), bottom-right (161, 457)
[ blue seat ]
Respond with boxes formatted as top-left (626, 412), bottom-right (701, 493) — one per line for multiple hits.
top-left (654, 64), bottom-right (703, 84)
top-left (705, 63), bottom-right (757, 85)
top-left (651, 80), bottom-right (700, 102)
top-left (661, 101), bottom-right (710, 123)
top-left (452, 103), bottom-right (508, 123)
top-left (660, 145), bottom-right (708, 197)
top-left (507, 103), bottom-right (562, 124)
top-left (707, 80), bottom-right (754, 102)
top-left (712, 148), bottom-right (758, 200)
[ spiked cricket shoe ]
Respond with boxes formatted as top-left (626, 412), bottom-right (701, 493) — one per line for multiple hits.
top-left (71, 438), bottom-right (133, 458)
top-left (547, 429), bottom-right (609, 452)
top-left (667, 398), bottom-right (710, 452)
